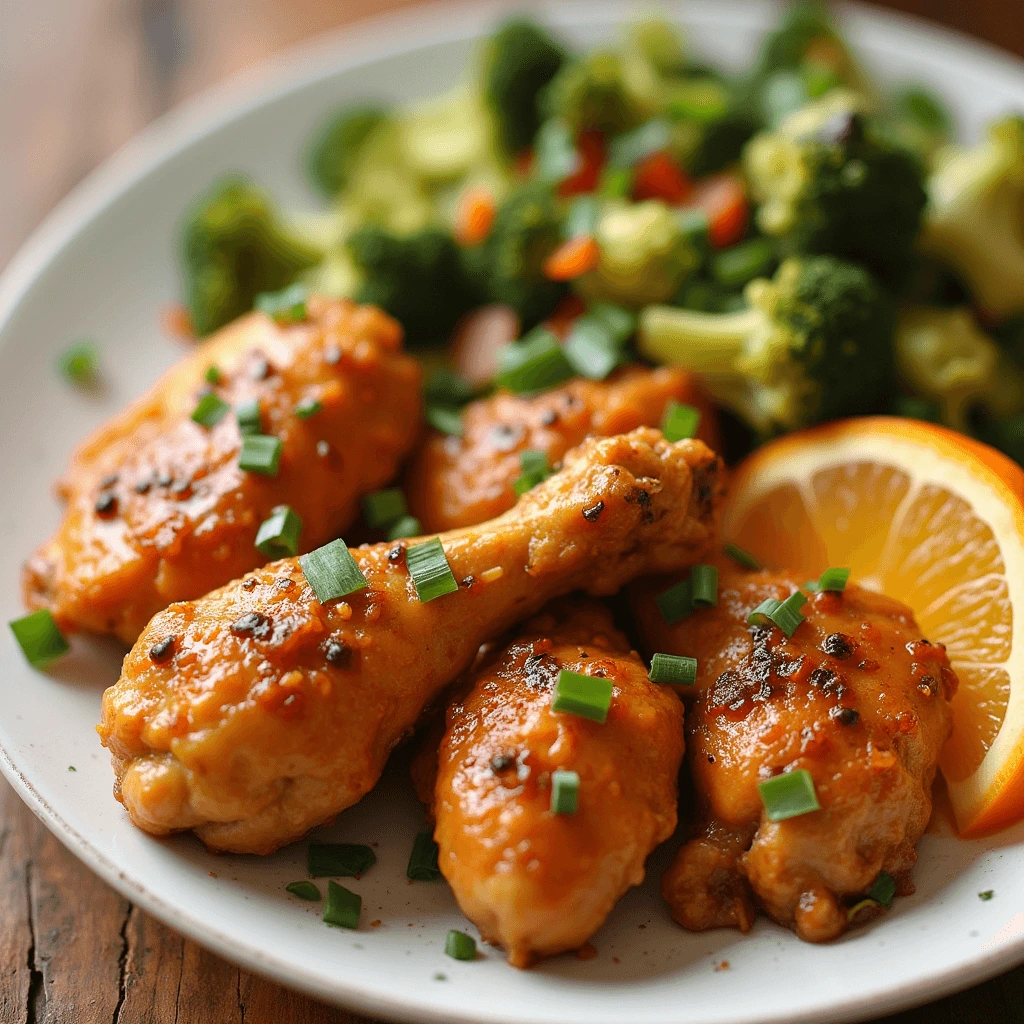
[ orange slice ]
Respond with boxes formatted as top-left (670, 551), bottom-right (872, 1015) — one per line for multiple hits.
top-left (721, 416), bottom-right (1024, 835)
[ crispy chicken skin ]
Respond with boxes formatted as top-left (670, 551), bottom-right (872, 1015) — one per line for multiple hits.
top-left (99, 428), bottom-right (722, 854)
top-left (631, 562), bottom-right (956, 942)
top-left (24, 297), bottom-right (421, 643)
top-left (432, 600), bottom-right (684, 968)
top-left (406, 366), bottom-right (719, 532)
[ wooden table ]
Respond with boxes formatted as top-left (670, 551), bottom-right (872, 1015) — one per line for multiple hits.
top-left (2, 1), bottom-right (1023, 1020)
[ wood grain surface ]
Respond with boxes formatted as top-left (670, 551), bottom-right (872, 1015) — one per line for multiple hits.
top-left (1, 1), bottom-right (1023, 1021)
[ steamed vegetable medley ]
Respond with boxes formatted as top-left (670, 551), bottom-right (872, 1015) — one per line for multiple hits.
top-left (178, 1), bottom-right (1024, 460)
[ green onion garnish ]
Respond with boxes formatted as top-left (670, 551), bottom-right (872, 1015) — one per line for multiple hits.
top-left (255, 283), bottom-right (308, 323)
top-left (407, 831), bottom-right (441, 881)
top-left (649, 653), bottom-right (698, 686)
top-left (551, 669), bottom-right (613, 724)
top-left (867, 870), bottom-right (896, 907)
top-left (724, 543), bottom-right (761, 570)
top-left (512, 449), bottom-right (553, 496)
top-left (444, 930), bottom-right (477, 961)
top-left (238, 434), bottom-right (282, 476)
top-left (748, 592), bottom-right (806, 637)
top-left (497, 328), bottom-right (574, 395)
top-left (308, 842), bottom-right (376, 878)
top-left (425, 368), bottom-right (475, 407)
top-left (758, 768), bottom-right (820, 821)
top-left (286, 880), bottom-right (321, 901)
top-left (235, 398), bottom-right (262, 436)
top-left (690, 564), bottom-right (718, 607)
top-left (190, 392), bottom-right (230, 428)
top-left (295, 397), bottom-right (322, 419)
top-left (387, 515), bottom-right (422, 541)
top-left (979, 889), bottom-right (994, 901)
top-left (322, 880), bottom-right (361, 929)
top-left (299, 539), bottom-right (367, 603)
top-left (563, 315), bottom-right (621, 381)
top-left (255, 505), bottom-right (302, 559)
top-left (747, 597), bottom-right (782, 627)
top-left (204, 365), bottom-right (223, 385)
top-left (405, 537), bottom-right (459, 603)
top-left (805, 567), bottom-right (851, 593)
top-left (550, 769), bottom-right (580, 814)
top-left (656, 577), bottom-right (693, 625)
top-left (59, 341), bottom-right (99, 386)
top-left (426, 405), bottom-right (464, 436)
top-left (9, 610), bottom-right (69, 667)
top-left (662, 400), bottom-right (701, 442)
top-left (362, 488), bottom-right (407, 529)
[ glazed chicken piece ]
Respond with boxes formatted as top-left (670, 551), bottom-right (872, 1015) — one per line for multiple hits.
top-left (431, 599), bottom-right (684, 968)
top-left (406, 365), bottom-right (719, 532)
top-left (24, 296), bottom-right (421, 642)
top-left (99, 428), bottom-right (722, 854)
top-left (631, 561), bottom-right (956, 942)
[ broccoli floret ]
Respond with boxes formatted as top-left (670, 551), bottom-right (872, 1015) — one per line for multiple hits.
top-left (347, 226), bottom-right (481, 349)
top-left (894, 306), bottom-right (1024, 432)
top-left (637, 255), bottom-right (893, 434)
top-left (919, 116), bottom-right (1024, 319)
top-left (479, 182), bottom-right (566, 329)
top-left (482, 18), bottom-right (566, 156)
top-left (181, 177), bottom-right (324, 337)
top-left (575, 200), bottom-right (700, 307)
top-left (743, 90), bottom-right (926, 286)
top-left (306, 106), bottom-right (389, 198)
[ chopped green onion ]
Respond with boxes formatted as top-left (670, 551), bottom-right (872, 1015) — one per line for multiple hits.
top-left (204, 364), bottom-right (223, 385)
top-left (255, 282), bottom-right (308, 323)
top-left (10, 610), bottom-right (69, 667)
top-left (805, 567), bottom-right (851, 593)
top-left (748, 597), bottom-right (782, 626)
top-left (550, 769), bottom-right (580, 814)
top-left (59, 341), bottom-right (99, 386)
top-left (513, 449), bottom-right (553, 496)
top-left (656, 577), bottom-right (693, 625)
top-left (748, 593), bottom-right (806, 637)
top-left (867, 871), bottom-right (896, 907)
top-left (444, 929), bottom-right (477, 961)
top-left (406, 537), bottom-right (459, 603)
top-left (286, 880), bottom-right (321, 901)
top-left (979, 889), bottom-right (995, 901)
top-left (690, 564), bottom-right (718, 607)
top-left (551, 669), bottom-right (613, 724)
top-left (322, 880), bottom-right (361, 929)
top-left (190, 392), bottom-right (230, 428)
top-left (238, 434), bottom-right (282, 476)
top-left (607, 118), bottom-right (671, 168)
top-left (407, 831), bottom-right (441, 881)
top-left (308, 843), bottom-right (376, 878)
top-left (661, 401), bottom-right (701, 442)
top-left (563, 195), bottom-right (599, 239)
top-left (711, 238), bottom-right (777, 290)
top-left (724, 543), bottom-right (761, 570)
top-left (295, 397), bottom-right (322, 419)
top-left (300, 539), bottom-right (367, 603)
top-left (497, 328), bottom-right (574, 395)
top-left (426, 405), bottom-right (464, 436)
top-left (235, 398), bottom-right (262, 436)
top-left (255, 505), bottom-right (302, 559)
top-left (758, 768), bottom-right (820, 821)
top-left (649, 653), bottom-right (698, 686)
top-left (564, 315), bottom-right (621, 380)
top-left (425, 368), bottom-right (475, 407)
top-left (362, 488), bottom-right (407, 529)
top-left (387, 515), bottom-right (421, 541)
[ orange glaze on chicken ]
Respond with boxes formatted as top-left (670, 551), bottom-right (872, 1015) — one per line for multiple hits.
top-left (99, 429), bottom-right (722, 854)
top-left (406, 365), bottom-right (719, 532)
top-left (24, 297), bottom-right (421, 642)
top-left (631, 560), bottom-right (956, 942)
top-left (433, 599), bottom-right (684, 967)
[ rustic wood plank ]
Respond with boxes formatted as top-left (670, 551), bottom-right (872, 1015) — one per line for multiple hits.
top-left (0, 784), bottom-right (35, 1024)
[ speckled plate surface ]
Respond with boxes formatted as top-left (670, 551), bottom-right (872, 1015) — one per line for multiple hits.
top-left (2, 3), bottom-right (1024, 1021)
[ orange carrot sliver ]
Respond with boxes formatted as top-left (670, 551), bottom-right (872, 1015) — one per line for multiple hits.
top-left (455, 187), bottom-right (497, 247)
top-left (543, 236), bottom-right (600, 281)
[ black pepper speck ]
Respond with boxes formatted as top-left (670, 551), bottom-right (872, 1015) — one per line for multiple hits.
top-left (95, 493), bottom-right (118, 518)
top-left (230, 612), bottom-right (272, 639)
top-left (582, 500), bottom-right (604, 522)
top-left (149, 637), bottom-right (175, 663)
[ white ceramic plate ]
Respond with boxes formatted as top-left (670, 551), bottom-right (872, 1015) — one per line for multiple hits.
top-left (3, 2), bottom-right (1024, 1022)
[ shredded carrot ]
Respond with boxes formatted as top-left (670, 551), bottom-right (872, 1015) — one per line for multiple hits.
top-left (632, 151), bottom-right (692, 205)
top-left (454, 186), bottom-right (497, 247)
top-left (543, 235), bottom-right (600, 281)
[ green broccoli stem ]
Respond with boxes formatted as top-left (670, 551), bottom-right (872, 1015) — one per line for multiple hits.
top-left (637, 304), bottom-right (761, 372)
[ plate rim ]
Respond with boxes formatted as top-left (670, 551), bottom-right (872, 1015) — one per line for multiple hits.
top-left (2, 2), bottom-right (1024, 1021)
